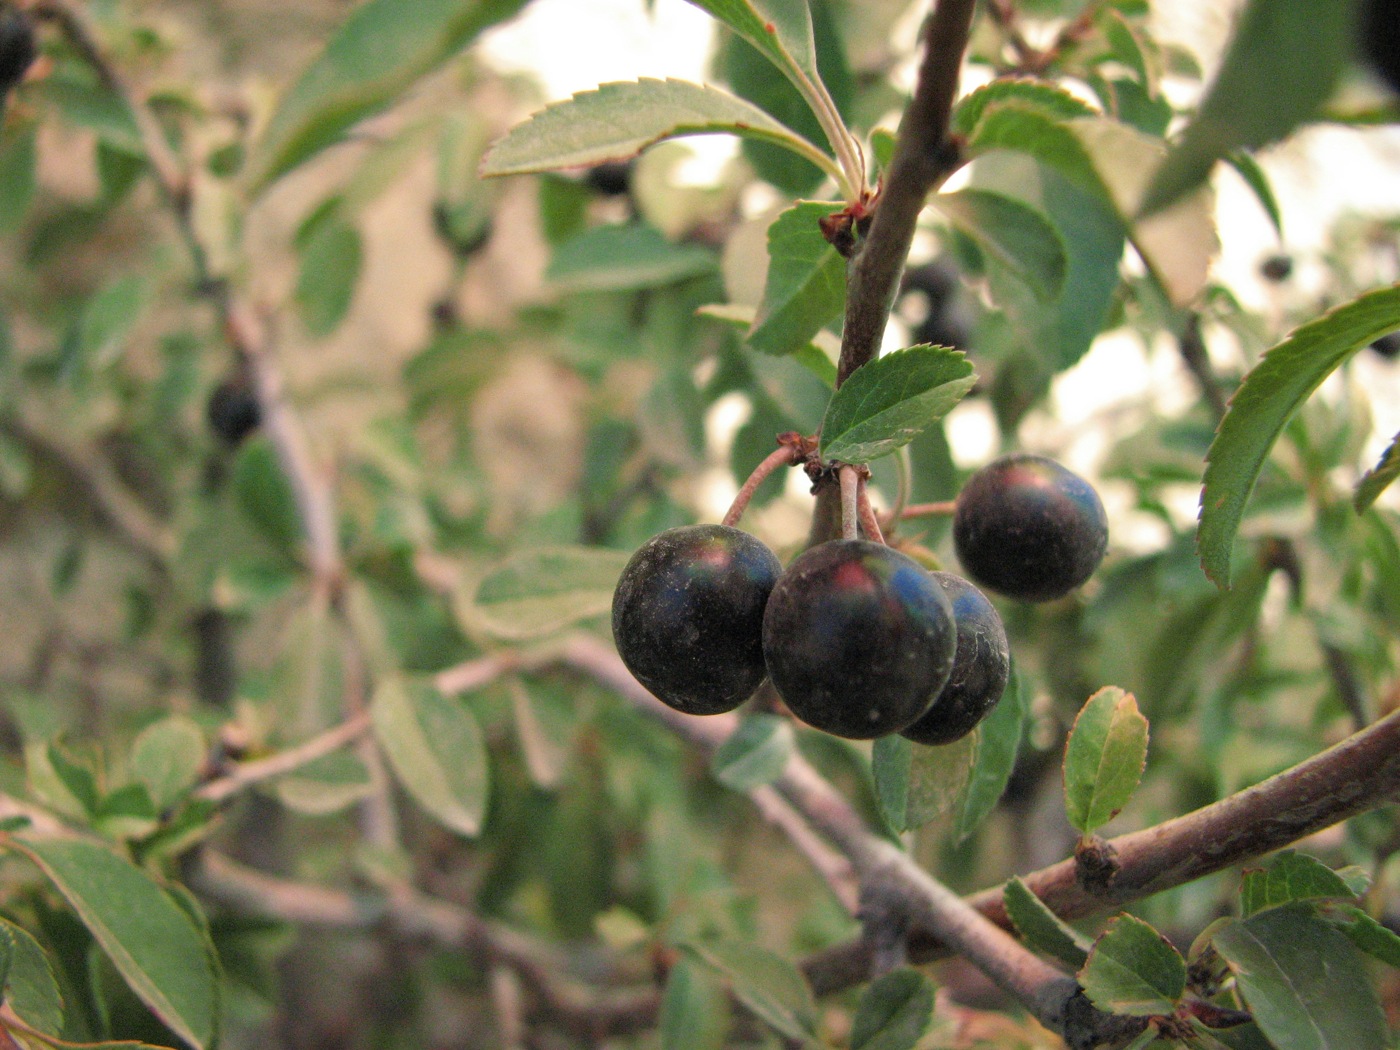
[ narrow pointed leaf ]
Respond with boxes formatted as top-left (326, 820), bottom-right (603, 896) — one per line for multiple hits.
top-left (684, 0), bottom-right (819, 86)
top-left (820, 346), bottom-right (976, 464)
top-left (687, 939), bottom-right (818, 1042)
top-left (1213, 906), bottom-right (1388, 1050)
top-left (1241, 851), bottom-right (1360, 917)
top-left (1003, 876), bottom-right (1092, 971)
top-left (933, 190), bottom-right (1067, 301)
top-left (247, 0), bottom-right (528, 191)
top-left (953, 667), bottom-right (1027, 843)
top-left (1063, 686), bottom-right (1149, 835)
top-left (481, 79), bottom-right (835, 182)
top-left (1355, 429), bottom-right (1400, 513)
top-left (872, 733), bottom-right (976, 834)
top-left (711, 715), bottom-right (794, 792)
top-left (1198, 285), bottom-right (1400, 586)
top-left (1079, 915), bottom-right (1186, 1016)
top-left (0, 918), bottom-right (64, 1036)
top-left (14, 837), bottom-right (219, 1050)
top-left (1223, 151), bottom-right (1283, 237)
top-left (472, 546), bottom-right (630, 640)
top-left (747, 201), bottom-right (846, 356)
top-left (850, 968), bottom-right (936, 1050)
top-left (1141, 0), bottom-right (1357, 216)
top-left (372, 677), bottom-right (488, 836)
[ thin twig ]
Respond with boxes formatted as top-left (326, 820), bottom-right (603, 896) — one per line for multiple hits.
top-left (37, 0), bottom-right (344, 591)
top-left (856, 476), bottom-right (885, 545)
top-left (433, 652), bottom-right (519, 696)
top-left (196, 712), bottom-right (373, 804)
top-left (900, 500), bottom-right (957, 519)
top-left (839, 465), bottom-right (860, 540)
top-left (722, 443), bottom-right (802, 528)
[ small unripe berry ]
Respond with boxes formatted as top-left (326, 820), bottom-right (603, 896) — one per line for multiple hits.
top-left (954, 453), bottom-right (1108, 603)
top-left (612, 524), bottom-right (781, 716)
top-left (900, 573), bottom-right (1009, 746)
top-left (762, 540), bottom-right (956, 740)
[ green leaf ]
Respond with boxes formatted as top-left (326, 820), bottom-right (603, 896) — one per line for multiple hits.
top-left (481, 78), bottom-right (836, 183)
top-left (1241, 851), bottom-right (1360, 917)
top-left (952, 665), bottom-right (1026, 843)
top-left (1355, 430), bottom-right (1400, 513)
top-left (1079, 914), bottom-right (1186, 1016)
top-left (747, 201), bottom-right (846, 356)
top-left (508, 677), bottom-right (576, 790)
top-left (72, 275), bottom-right (147, 371)
top-left (546, 224), bottom-right (717, 293)
top-left (130, 716), bottom-right (206, 811)
top-left (964, 103), bottom-right (1109, 203)
top-left (872, 733), bottom-right (977, 834)
top-left (1213, 905), bottom-right (1388, 1050)
top-left (274, 750), bottom-right (374, 815)
top-left (1063, 686), bottom-right (1149, 835)
top-left (951, 78), bottom-right (1096, 138)
top-left (660, 957), bottom-right (730, 1050)
top-left (471, 546), bottom-right (630, 641)
top-left (1223, 151), bottom-right (1283, 238)
top-left (372, 677), bottom-right (489, 837)
top-left (697, 303), bottom-right (838, 386)
top-left (231, 437), bottom-right (304, 556)
top-left (0, 119), bottom-right (37, 233)
top-left (683, 0), bottom-right (820, 93)
top-left (934, 189), bottom-right (1067, 301)
top-left (0, 918), bottom-right (64, 1036)
top-left (295, 215), bottom-right (362, 338)
top-left (849, 968), bottom-right (936, 1050)
top-left (1198, 285), bottom-right (1400, 586)
top-left (711, 715), bottom-right (794, 792)
top-left (1141, 0), bottom-right (1358, 216)
top-left (14, 837), bottom-right (219, 1049)
top-left (1003, 876), bottom-right (1092, 971)
top-left (246, 0), bottom-right (528, 191)
top-left (820, 346), bottom-right (976, 463)
top-left (686, 938), bottom-right (818, 1042)
top-left (1329, 905), bottom-right (1400, 969)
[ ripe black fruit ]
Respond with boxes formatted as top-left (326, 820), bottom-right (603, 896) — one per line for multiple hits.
top-left (898, 260), bottom-right (969, 351)
top-left (0, 8), bottom-right (36, 93)
top-left (954, 453), bottom-right (1108, 603)
top-left (1360, 0), bottom-right (1400, 95)
top-left (584, 161), bottom-right (633, 198)
top-left (206, 380), bottom-right (261, 446)
top-left (900, 573), bottom-right (1009, 746)
top-left (612, 524), bottom-right (781, 716)
top-left (1370, 332), bottom-right (1400, 359)
top-left (1259, 254), bottom-right (1293, 283)
top-left (762, 540), bottom-right (956, 740)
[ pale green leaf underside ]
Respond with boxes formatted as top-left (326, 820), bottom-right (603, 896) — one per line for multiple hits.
top-left (15, 837), bottom-right (219, 1050)
top-left (481, 79), bottom-right (834, 181)
top-left (1063, 686), bottom-right (1148, 835)
top-left (850, 968), bottom-right (935, 1050)
top-left (1198, 285), bottom-right (1400, 586)
top-left (711, 715), bottom-right (794, 792)
top-left (1079, 914), bottom-right (1186, 1016)
top-left (820, 346), bottom-right (976, 464)
top-left (1241, 851), bottom-right (1360, 917)
top-left (372, 678), bottom-right (489, 836)
top-left (473, 546), bottom-right (630, 640)
top-left (872, 733), bottom-right (976, 834)
top-left (687, 939), bottom-right (818, 1042)
top-left (954, 667), bottom-right (1026, 843)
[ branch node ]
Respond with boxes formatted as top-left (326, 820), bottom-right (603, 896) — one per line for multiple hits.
top-left (1073, 834), bottom-right (1120, 894)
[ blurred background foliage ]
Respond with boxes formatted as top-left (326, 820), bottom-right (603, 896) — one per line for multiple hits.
top-left (0, 0), bottom-right (1397, 1047)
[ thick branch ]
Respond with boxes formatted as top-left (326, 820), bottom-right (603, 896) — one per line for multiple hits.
top-left (836, 0), bottom-right (975, 387)
top-left (803, 705), bottom-right (1400, 992)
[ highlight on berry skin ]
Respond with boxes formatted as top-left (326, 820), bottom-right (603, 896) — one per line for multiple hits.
top-left (611, 523), bottom-right (781, 717)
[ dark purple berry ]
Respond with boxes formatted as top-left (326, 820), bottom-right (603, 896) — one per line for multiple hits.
top-left (584, 161), bottom-right (633, 197)
top-left (612, 524), bottom-right (781, 716)
top-left (1360, 0), bottom-right (1400, 95)
top-left (1370, 332), bottom-right (1400, 359)
top-left (954, 453), bottom-right (1108, 603)
top-left (1259, 254), bottom-right (1293, 283)
top-left (207, 380), bottom-right (261, 446)
top-left (762, 540), bottom-right (956, 740)
top-left (0, 9), bottom-right (36, 93)
top-left (900, 573), bottom-right (1009, 746)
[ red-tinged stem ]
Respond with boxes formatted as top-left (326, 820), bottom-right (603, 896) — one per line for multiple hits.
top-left (722, 443), bottom-right (803, 528)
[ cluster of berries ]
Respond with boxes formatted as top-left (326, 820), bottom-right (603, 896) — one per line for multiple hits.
top-left (612, 453), bottom-right (1108, 744)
